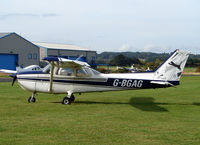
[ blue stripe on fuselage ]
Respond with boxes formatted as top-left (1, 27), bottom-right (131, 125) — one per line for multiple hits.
top-left (17, 71), bottom-right (44, 75)
top-left (17, 77), bottom-right (179, 89)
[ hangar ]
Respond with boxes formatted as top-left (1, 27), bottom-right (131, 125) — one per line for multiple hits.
top-left (0, 32), bottom-right (39, 70)
top-left (0, 32), bottom-right (97, 70)
top-left (33, 42), bottom-right (97, 65)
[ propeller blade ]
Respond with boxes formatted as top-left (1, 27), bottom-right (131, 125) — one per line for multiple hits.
top-left (10, 74), bottom-right (17, 86)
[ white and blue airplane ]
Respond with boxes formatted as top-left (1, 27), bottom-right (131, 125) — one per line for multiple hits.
top-left (0, 65), bottom-right (42, 74)
top-left (8, 49), bottom-right (189, 105)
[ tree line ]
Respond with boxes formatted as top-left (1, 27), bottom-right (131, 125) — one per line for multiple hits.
top-left (97, 51), bottom-right (200, 68)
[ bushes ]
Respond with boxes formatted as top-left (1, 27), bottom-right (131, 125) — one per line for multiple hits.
top-left (109, 54), bottom-right (141, 66)
top-left (195, 66), bottom-right (200, 72)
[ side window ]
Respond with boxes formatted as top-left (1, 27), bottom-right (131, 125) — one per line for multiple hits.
top-left (58, 68), bottom-right (74, 76)
top-left (32, 67), bottom-right (40, 71)
top-left (28, 53), bottom-right (32, 59)
top-left (43, 64), bottom-right (51, 74)
top-left (46, 67), bottom-right (51, 74)
top-left (33, 53), bottom-right (37, 60)
top-left (77, 69), bottom-right (87, 77)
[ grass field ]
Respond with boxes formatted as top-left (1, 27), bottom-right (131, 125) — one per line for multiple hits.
top-left (0, 76), bottom-right (200, 145)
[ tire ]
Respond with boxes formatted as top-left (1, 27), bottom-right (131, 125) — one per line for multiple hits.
top-left (28, 96), bottom-right (32, 103)
top-left (32, 97), bottom-right (36, 103)
top-left (62, 97), bottom-right (71, 105)
top-left (28, 96), bottom-right (36, 103)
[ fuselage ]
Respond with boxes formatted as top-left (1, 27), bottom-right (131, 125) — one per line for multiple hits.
top-left (16, 69), bottom-right (178, 94)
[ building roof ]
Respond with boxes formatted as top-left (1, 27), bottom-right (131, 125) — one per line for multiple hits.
top-left (0, 32), bottom-right (94, 52)
top-left (0, 32), bottom-right (14, 39)
top-left (32, 42), bottom-right (93, 52)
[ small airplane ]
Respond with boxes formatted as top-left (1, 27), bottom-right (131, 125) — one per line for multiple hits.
top-left (0, 65), bottom-right (42, 74)
top-left (5, 49), bottom-right (189, 105)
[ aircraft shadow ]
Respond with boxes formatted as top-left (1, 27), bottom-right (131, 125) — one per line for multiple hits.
top-left (74, 97), bottom-right (169, 112)
top-left (129, 97), bottom-right (168, 112)
top-left (192, 103), bottom-right (200, 106)
top-left (51, 97), bottom-right (200, 112)
top-left (74, 98), bottom-right (168, 112)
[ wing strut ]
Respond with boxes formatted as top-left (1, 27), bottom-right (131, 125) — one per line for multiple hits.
top-left (49, 62), bottom-right (55, 93)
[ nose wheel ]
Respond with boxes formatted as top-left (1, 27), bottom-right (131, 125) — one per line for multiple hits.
top-left (28, 93), bottom-right (36, 103)
top-left (62, 93), bottom-right (75, 105)
top-left (62, 97), bottom-right (71, 105)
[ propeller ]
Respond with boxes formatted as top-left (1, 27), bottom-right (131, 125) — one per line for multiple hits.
top-left (10, 74), bottom-right (17, 86)
top-left (10, 61), bottom-right (20, 86)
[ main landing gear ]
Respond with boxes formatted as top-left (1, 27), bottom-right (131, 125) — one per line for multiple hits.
top-left (28, 92), bottom-right (36, 103)
top-left (62, 93), bottom-right (75, 105)
top-left (27, 92), bottom-right (75, 105)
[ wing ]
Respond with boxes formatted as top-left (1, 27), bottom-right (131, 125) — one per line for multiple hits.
top-left (0, 69), bottom-right (17, 74)
top-left (42, 57), bottom-right (90, 69)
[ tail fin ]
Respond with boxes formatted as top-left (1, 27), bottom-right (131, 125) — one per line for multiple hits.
top-left (154, 49), bottom-right (189, 81)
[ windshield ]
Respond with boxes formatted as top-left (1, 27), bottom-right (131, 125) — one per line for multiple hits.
top-left (58, 68), bottom-right (74, 76)
top-left (43, 64), bottom-right (51, 74)
top-left (42, 63), bottom-right (101, 76)
top-left (91, 68), bottom-right (101, 75)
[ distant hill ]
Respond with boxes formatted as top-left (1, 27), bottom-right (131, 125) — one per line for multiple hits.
top-left (97, 51), bottom-right (200, 66)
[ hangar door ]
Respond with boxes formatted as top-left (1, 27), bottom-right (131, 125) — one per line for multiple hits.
top-left (0, 54), bottom-right (18, 70)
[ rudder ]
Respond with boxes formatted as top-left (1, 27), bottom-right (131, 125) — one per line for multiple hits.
top-left (154, 49), bottom-right (189, 81)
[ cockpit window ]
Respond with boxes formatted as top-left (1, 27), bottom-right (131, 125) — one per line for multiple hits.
top-left (77, 68), bottom-right (88, 77)
top-left (42, 63), bottom-right (100, 76)
top-left (43, 64), bottom-right (51, 74)
top-left (58, 68), bottom-right (74, 76)
top-left (91, 68), bottom-right (100, 75)
top-left (32, 67), bottom-right (41, 71)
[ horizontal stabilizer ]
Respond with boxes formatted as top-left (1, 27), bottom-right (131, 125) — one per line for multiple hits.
top-left (150, 81), bottom-right (176, 87)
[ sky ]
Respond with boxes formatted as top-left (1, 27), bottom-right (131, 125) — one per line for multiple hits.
top-left (0, 0), bottom-right (200, 54)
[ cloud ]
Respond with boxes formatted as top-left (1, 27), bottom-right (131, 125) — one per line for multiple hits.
top-left (143, 44), bottom-right (155, 52)
top-left (118, 43), bottom-right (169, 52)
top-left (142, 44), bottom-right (171, 53)
top-left (42, 13), bottom-right (59, 17)
top-left (0, 13), bottom-right (59, 20)
top-left (118, 44), bottom-right (138, 52)
top-left (118, 44), bottom-right (130, 51)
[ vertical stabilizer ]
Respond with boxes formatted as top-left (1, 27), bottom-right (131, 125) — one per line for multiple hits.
top-left (154, 49), bottom-right (189, 81)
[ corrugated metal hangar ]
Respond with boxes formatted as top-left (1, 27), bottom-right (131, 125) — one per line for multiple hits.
top-left (33, 42), bottom-right (97, 64)
top-left (0, 32), bottom-right (97, 70)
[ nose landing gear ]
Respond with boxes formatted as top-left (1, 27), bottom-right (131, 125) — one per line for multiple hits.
top-left (62, 92), bottom-right (75, 105)
top-left (28, 92), bottom-right (36, 103)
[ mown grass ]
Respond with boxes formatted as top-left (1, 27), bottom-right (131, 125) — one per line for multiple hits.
top-left (0, 76), bottom-right (200, 145)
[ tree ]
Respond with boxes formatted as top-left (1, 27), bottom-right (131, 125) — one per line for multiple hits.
top-left (109, 54), bottom-right (141, 66)
top-left (143, 58), bottom-right (162, 70)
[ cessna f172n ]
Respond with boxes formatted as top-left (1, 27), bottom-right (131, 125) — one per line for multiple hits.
top-left (5, 49), bottom-right (189, 105)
